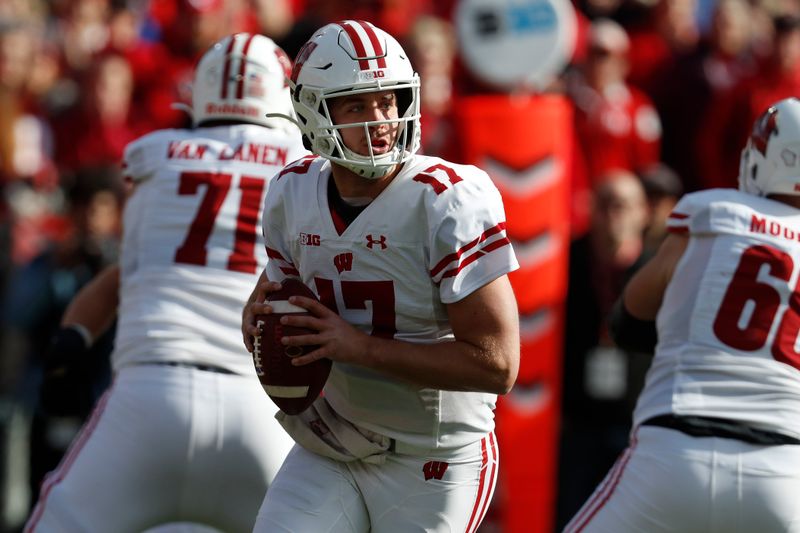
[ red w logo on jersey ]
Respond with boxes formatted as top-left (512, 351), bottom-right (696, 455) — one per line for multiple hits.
top-left (334, 253), bottom-right (353, 273)
top-left (751, 106), bottom-right (780, 157)
top-left (423, 461), bottom-right (449, 481)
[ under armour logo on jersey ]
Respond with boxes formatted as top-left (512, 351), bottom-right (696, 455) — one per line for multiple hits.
top-left (366, 234), bottom-right (387, 250)
top-left (423, 461), bottom-right (449, 481)
top-left (334, 253), bottom-right (353, 274)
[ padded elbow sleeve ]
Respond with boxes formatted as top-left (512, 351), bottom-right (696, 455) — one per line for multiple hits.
top-left (608, 297), bottom-right (658, 353)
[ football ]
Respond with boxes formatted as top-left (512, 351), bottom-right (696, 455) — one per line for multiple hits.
top-left (251, 277), bottom-right (331, 415)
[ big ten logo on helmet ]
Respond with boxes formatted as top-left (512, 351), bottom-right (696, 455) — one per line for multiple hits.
top-left (299, 233), bottom-right (321, 246)
top-left (358, 69), bottom-right (386, 81)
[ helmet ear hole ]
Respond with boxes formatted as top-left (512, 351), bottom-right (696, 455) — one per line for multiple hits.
top-left (396, 88), bottom-right (413, 117)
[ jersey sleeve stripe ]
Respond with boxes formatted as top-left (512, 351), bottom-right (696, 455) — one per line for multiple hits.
top-left (668, 212), bottom-right (689, 220)
top-left (436, 237), bottom-right (512, 281)
top-left (430, 222), bottom-right (507, 278)
top-left (266, 246), bottom-right (298, 276)
top-left (279, 266), bottom-right (300, 276)
top-left (667, 226), bottom-right (689, 234)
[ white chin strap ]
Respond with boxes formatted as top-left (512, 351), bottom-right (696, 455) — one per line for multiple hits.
top-left (338, 148), bottom-right (398, 179)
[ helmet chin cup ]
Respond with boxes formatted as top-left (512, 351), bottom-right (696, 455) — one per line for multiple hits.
top-left (288, 21), bottom-right (422, 176)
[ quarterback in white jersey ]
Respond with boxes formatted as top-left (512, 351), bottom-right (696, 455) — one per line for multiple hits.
top-left (241, 21), bottom-right (520, 533)
top-left (26, 34), bottom-right (307, 533)
top-left (566, 98), bottom-right (800, 533)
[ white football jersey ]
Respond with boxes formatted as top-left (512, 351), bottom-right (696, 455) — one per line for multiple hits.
top-left (262, 154), bottom-right (518, 450)
top-left (114, 125), bottom-right (308, 374)
top-left (633, 188), bottom-right (800, 439)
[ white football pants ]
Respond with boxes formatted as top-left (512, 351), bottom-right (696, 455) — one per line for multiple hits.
top-left (25, 364), bottom-right (294, 533)
top-left (254, 432), bottom-right (499, 532)
top-left (564, 425), bottom-right (800, 532)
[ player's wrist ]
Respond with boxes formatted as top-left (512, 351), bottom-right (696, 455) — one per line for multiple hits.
top-left (45, 325), bottom-right (93, 371)
top-left (64, 323), bottom-right (93, 347)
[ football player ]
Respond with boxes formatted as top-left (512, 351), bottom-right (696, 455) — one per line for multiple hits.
top-left (565, 97), bottom-right (800, 532)
top-left (241, 20), bottom-right (521, 532)
top-left (26, 33), bottom-right (307, 533)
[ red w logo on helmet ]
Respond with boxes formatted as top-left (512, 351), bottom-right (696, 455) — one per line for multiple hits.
top-left (291, 41), bottom-right (318, 83)
top-left (751, 106), bottom-right (780, 156)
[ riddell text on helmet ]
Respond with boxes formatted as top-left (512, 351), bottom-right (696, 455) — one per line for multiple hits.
top-left (206, 103), bottom-right (260, 117)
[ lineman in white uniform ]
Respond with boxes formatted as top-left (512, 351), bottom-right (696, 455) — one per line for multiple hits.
top-left (241, 20), bottom-right (521, 533)
top-left (565, 97), bottom-right (800, 532)
top-left (26, 33), bottom-right (307, 533)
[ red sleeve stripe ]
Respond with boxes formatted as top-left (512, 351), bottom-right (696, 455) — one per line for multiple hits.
top-left (438, 237), bottom-right (511, 280)
top-left (220, 34), bottom-right (238, 99)
top-left (667, 226), bottom-right (689, 234)
top-left (668, 212), bottom-right (689, 220)
top-left (266, 246), bottom-right (294, 264)
top-left (235, 33), bottom-right (256, 99)
top-left (430, 222), bottom-right (507, 278)
top-left (266, 247), bottom-right (298, 274)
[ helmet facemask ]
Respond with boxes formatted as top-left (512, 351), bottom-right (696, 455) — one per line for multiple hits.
top-left (299, 82), bottom-right (420, 179)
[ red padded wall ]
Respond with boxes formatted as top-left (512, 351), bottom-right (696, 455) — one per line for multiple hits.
top-left (451, 94), bottom-right (573, 533)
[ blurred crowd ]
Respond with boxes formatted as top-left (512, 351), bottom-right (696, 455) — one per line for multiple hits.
top-left (0, 0), bottom-right (799, 530)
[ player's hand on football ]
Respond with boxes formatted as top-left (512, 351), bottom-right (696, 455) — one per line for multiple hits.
top-left (279, 295), bottom-right (369, 366)
top-left (242, 279), bottom-right (283, 353)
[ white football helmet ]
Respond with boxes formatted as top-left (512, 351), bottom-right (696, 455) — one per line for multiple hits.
top-left (189, 33), bottom-right (295, 130)
top-left (283, 20), bottom-right (421, 179)
top-left (739, 97), bottom-right (800, 196)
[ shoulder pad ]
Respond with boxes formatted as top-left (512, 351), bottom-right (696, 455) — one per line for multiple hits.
top-left (123, 130), bottom-right (175, 183)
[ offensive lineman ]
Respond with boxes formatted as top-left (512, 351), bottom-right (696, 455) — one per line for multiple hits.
top-left (25, 33), bottom-right (307, 532)
top-left (241, 21), bottom-right (521, 532)
top-left (565, 97), bottom-right (800, 532)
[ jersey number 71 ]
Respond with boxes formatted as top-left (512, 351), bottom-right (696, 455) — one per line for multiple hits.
top-left (174, 171), bottom-right (265, 274)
